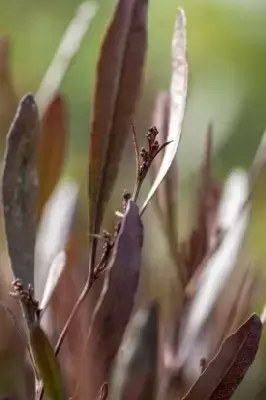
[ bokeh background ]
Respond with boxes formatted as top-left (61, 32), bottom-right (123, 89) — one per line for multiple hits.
top-left (1, 0), bottom-right (266, 398)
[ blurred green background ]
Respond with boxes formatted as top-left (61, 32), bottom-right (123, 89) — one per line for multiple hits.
top-left (2, 0), bottom-right (266, 398)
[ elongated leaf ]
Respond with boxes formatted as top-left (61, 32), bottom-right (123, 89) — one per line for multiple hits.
top-left (2, 94), bottom-right (38, 285)
top-left (39, 251), bottom-right (66, 312)
top-left (36, 1), bottom-right (98, 117)
top-left (183, 314), bottom-right (262, 400)
top-left (182, 265), bottom-right (259, 388)
top-left (82, 200), bottom-right (143, 398)
top-left (37, 95), bottom-right (68, 221)
top-left (89, 0), bottom-right (148, 237)
top-left (0, 37), bottom-right (17, 141)
top-left (150, 92), bottom-right (184, 284)
top-left (150, 92), bottom-right (170, 177)
top-left (141, 8), bottom-right (188, 214)
top-left (177, 170), bottom-right (250, 367)
top-left (34, 180), bottom-right (78, 303)
top-left (109, 304), bottom-right (158, 400)
top-left (30, 324), bottom-right (62, 400)
top-left (185, 125), bottom-right (221, 280)
top-left (216, 169), bottom-right (248, 234)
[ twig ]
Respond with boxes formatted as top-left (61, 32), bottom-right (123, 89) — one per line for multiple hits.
top-left (131, 122), bottom-right (140, 201)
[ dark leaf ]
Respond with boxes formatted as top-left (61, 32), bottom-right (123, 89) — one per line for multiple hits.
top-left (185, 125), bottom-right (220, 280)
top-left (2, 94), bottom-right (39, 285)
top-left (141, 8), bottom-right (188, 213)
top-left (89, 0), bottom-right (148, 238)
top-left (37, 95), bottom-right (68, 221)
top-left (30, 324), bottom-right (62, 400)
top-left (180, 266), bottom-right (259, 391)
top-left (81, 200), bottom-right (143, 398)
top-left (109, 304), bottom-right (158, 400)
top-left (182, 314), bottom-right (262, 400)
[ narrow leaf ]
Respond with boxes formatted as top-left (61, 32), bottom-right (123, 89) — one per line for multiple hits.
top-left (37, 95), bottom-right (68, 221)
top-left (82, 200), bottom-right (143, 398)
top-left (183, 314), bottom-right (262, 400)
top-left (150, 92), bottom-right (170, 175)
top-left (36, 1), bottom-right (98, 117)
top-left (150, 92), bottom-right (183, 282)
top-left (89, 0), bottom-right (148, 237)
top-left (109, 304), bottom-right (158, 400)
top-left (34, 180), bottom-right (78, 303)
top-left (216, 169), bottom-right (248, 234)
top-left (141, 8), bottom-right (188, 213)
top-left (39, 251), bottom-right (66, 312)
top-left (177, 171), bottom-right (250, 367)
top-left (30, 324), bottom-right (62, 400)
top-left (2, 94), bottom-right (39, 286)
top-left (186, 125), bottom-right (220, 279)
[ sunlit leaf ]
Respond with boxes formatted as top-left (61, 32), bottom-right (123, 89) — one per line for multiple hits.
top-left (141, 8), bottom-right (188, 214)
top-left (150, 92), bottom-right (170, 176)
top-left (37, 95), bottom-right (68, 221)
top-left (149, 92), bottom-right (184, 283)
top-left (39, 251), bottom-right (66, 312)
top-left (183, 314), bottom-right (262, 400)
top-left (215, 169), bottom-right (248, 234)
top-left (177, 170), bottom-right (250, 367)
top-left (109, 304), bottom-right (158, 400)
top-left (2, 94), bottom-right (38, 286)
top-left (88, 0), bottom-right (148, 241)
top-left (81, 200), bottom-right (143, 398)
top-left (36, 1), bottom-right (98, 117)
top-left (30, 324), bottom-right (62, 400)
top-left (34, 180), bottom-right (78, 303)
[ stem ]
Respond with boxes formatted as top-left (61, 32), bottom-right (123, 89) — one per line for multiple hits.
top-left (131, 122), bottom-right (141, 201)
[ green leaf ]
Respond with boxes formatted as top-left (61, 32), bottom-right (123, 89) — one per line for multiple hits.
top-left (2, 94), bottom-right (39, 285)
top-left (30, 324), bottom-right (62, 400)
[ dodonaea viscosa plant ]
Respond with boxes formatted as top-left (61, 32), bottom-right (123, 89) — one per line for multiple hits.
top-left (0, 1), bottom-right (265, 400)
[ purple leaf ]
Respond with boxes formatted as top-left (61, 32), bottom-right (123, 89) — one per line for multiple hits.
top-left (2, 94), bottom-right (39, 286)
top-left (182, 314), bottom-right (262, 400)
top-left (109, 304), bottom-right (158, 400)
top-left (89, 0), bottom-right (148, 239)
top-left (81, 200), bottom-right (143, 398)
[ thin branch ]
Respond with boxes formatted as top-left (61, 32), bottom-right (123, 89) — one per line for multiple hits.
top-left (131, 122), bottom-right (140, 201)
